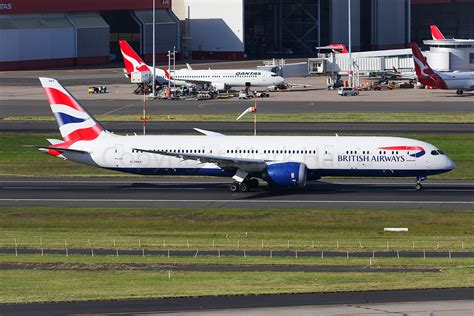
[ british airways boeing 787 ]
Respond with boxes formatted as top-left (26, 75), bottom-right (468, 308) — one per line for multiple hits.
top-left (39, 77), bottom-right (455, 191)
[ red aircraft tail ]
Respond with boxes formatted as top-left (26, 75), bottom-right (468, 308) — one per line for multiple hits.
top-left (410, 42), bottom-right (447, 89)
top-left (430, 25), bottom-right (446, 40)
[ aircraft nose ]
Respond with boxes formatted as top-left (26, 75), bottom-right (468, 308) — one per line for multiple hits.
top-left (446, 156), bottom-right (456, 170)
top-left (275, 76), bottom-right (285, 85)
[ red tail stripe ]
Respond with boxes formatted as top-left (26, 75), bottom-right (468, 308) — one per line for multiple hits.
top-left (44, 87), bottom-right (82, 111)
top-left (63, 125), bottom-right (102, 142)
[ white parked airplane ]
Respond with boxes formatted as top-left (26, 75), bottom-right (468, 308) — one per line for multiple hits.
top-left (411, 42), bottom-right (474, 95)
top-left (119, 40), bottom-right (285, 91)
top-left (430, 24), bottom-right (474, 42)
top-left (38, 77), bottom-right (455, 191)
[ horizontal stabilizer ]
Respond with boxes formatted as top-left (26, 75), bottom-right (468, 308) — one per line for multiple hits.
top-left (38, 146), bottom-right (91, 154)
top-left (47, 139), bottom-right (63, 145)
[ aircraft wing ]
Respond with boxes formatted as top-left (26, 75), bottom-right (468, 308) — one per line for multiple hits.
top-left (133, 148), bottom-right (267, 172)
top-left (193, 128), bottom-right (225, 136)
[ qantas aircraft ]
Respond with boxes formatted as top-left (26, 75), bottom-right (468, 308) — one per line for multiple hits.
top-left (38, 77), bottom-right (455, 191)
top-left (316, 44), bottom-right (349, 54)
top-left (119, 40), bottom-right (285, 91)
top-left (430, 24), bottom-right (474, 42)
top-left (411, 42), bottom-right (474, 95)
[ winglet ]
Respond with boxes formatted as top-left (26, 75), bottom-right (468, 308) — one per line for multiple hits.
top-left (193, 128), bottom-right (225, 136)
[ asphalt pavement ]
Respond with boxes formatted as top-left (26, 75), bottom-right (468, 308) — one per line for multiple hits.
top-left (0, 288), bottom-right (472, 316)
top-left (1, 120), bottom-right (471, 134)
top-left (1, 179), bottom-right (472, 210)
top-left (1, 99), bottom-right (473, 116)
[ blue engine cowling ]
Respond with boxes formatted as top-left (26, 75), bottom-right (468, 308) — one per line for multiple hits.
top-left (264, 162), bottom-right (307, 188)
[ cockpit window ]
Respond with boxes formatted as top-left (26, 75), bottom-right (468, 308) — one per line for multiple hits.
top-left (437, 150), bottom-right (445, 155)
top-left (271, 74), bottom-right (278, 77)
top-left (431, 150), bottom-right (439, 155)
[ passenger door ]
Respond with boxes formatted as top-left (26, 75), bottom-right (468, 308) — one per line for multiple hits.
top-left (323, 145), bottom-right (334, 167)
top-left (114, 144), bottom-right (123, 167)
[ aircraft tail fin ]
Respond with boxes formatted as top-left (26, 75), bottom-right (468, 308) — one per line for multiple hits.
top-left (328, 44), bottom-right (348, 54)
top-left (119, 40), bottom-right (149, 74)
top-left (410, 43), bottom-right (447, 89)
top-left (430, 25), bottom-right (445, 40)
top-left (39, 77), bottom-right (106, 143)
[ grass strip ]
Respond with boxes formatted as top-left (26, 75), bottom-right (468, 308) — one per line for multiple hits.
top-left (1, 207), bottom-right (472, 252)
top-left (0, 133), bottom-right (472, 179)
top-left (0, 254), bottom-right (473, 268)
top-left (0, 268), bottom-right (472, 304)
top-left (3, 112), bottom-right (474, 123)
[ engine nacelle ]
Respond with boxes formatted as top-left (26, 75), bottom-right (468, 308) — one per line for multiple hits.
top-left (212, 82), bottom-right (231, 91)
top-left (264, 162), bottom-right (307, 189)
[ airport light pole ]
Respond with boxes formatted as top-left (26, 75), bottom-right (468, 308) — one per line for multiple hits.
top-left (152, 0), bottom-right (156, 97)
top-left (348, 0), bottom-right (352, 88)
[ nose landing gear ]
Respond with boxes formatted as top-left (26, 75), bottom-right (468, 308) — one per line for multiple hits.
top-left (415, 176), bottom-right (427, 191)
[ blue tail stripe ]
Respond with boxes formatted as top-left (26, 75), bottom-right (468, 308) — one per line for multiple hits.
top-left (55, 112), bottom-right (86, 126)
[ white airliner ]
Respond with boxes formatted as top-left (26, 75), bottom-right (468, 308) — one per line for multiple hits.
top-left (411, 42), bottom-right (474, 95)
top-left (430, 24), bottom-right (474, 42)
top-left (38, 77), bottom-right (455, 191)
top-left (119, 40), bottom-right (285, 91)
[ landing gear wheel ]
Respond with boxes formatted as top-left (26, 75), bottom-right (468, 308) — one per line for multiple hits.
top-left (415, 176), bottom-right (427, 191)
top-left (460, 89), bottom-right (464, 95)
top-left (248, 178), bottom-right (259, 188)
top-left (239, 182), bottom-right (249, 192)
top-left (229, 183), bottom-right (239, 192)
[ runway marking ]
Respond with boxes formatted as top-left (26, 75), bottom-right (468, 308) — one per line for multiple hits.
top-left (398, 189), bottom-right (474, 192)
top-left (0, 199), bottom-right (472, 204)
top-left (101, 103), bottom-right (135, 115)
top-left (1, 180), bottom-right (473, 186)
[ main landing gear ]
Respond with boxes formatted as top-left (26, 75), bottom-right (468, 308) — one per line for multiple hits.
top-left (415, 176), bottom-right (427, 191)
top-left (456, 89), bottom-right (464, 95)
top-left (229, 178), bottom-right (259, 192)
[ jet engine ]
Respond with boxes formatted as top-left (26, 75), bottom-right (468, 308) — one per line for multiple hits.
top-left (211, 82), bottom-right (231, 91)
top-left (264, 162), bottom-right (307, 188)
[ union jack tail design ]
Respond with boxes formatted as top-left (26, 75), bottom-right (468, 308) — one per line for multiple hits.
top-left (119, 40), bottom-right (150, 74)
top-left (39, 77), bottom-right (105, 143)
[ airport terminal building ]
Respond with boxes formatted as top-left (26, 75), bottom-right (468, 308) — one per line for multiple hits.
top-left (0, 0), bottom-right (179, 70)
top-left (1, 0), bottom-right (474, 70)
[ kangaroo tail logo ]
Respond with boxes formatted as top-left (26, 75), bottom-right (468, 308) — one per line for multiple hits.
top-left (119, 40), bottom-right (149, 74)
